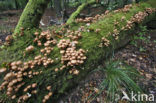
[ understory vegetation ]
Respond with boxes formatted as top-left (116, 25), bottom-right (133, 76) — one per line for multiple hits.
top-left (88, 60), bottom-right (142, 102)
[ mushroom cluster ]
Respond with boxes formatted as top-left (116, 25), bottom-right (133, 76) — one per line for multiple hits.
top-left (122, 4), bottom-right (132, 12)
top-left (44, 40), bottom-right (57, 47)
top-left (124, 8), bottom-right (155, 31)
top-left (5, 35), bottom-right (13, 45)
top-left (52, 27), bottom-right (67, 37)
top-left (121, 16), bottom-right (126, 21)
top-left (101, 37), bottom-right (110, 46)
top-left (0, 70), bottom-right (25, 99)
top-left (40, 47), bottom-right (53, 56)
top-left (42, 86), bottom-right (53, 103)
top-left (131, 11), bottom-right (148, 23)
top-left (20, 27), bottom-right (25, 36)
top-left (76, 17), bottom-right (93, 23)
top-left (40, 31), bottom-right (51, 40)
top-left (42, 39), bottom-right (57, 56)
top-left (33, 31), bottom-right (57, 56)
top-left (111, 7), bottom-right (155, 43)
top-left (145, 8), bottom-right (156, 14)
top-left (61, 47), bottom-right (86, 66)
top-left (34, 55), bottom-right (54, 67)
top-left (23, 83), bottom-right (37, 93)
top-left (114, 20), bottom-right (119, 26)
top-left (0, 59), bottom-right (44, 101)
top-left (33, 32), bottom-right (41, 46)
top-left (57, 39), bottom-right (86, 74)
top-left (57, 39), bottom-right (71, 49)
top-left (112, 29), bottom-right (119, 40)
top-left (95, 29), bottom-right (101, 33)
top-left (75, 14), bottom-right (103, 23)
top-left (42, 92), bottom-right (53, 103)
top-left (25, 45), bottom-right (34, 52)
top-left (113, 9), bottom-right (121, 13)
top-left (33, 31), bottom-right (57, 47)
top-left (69, 68), bottom-right (80, 75)
top-left (124, 20), bottom-right (134, 30)
top-left (67, 33), bottom-right (82, 40)
top-left (18, 93), bottom-right (31, 102)
top-left (78, 26), bottom-right (86, 32)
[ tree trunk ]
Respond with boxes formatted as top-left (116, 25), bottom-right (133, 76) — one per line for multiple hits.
top-left (66, 0), bottom-right (96, 25)
top-left (54, 0), bottom-right (62, 18)
top-left (14, 0), bottom-right (51, 34)
top-left (14, 0), bottom-right (19, 10)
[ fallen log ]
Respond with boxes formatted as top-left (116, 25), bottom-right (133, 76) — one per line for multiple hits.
top-left (0, 0), bottom-right (156, 103)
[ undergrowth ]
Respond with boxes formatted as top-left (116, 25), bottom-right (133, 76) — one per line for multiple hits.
top-left (88, 60), bottom-right (142, 102)
top-left (130, 25), bottom-right (150, 52)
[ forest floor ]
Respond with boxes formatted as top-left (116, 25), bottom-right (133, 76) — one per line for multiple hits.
top-left (0, 9), bottom-right (156, 103)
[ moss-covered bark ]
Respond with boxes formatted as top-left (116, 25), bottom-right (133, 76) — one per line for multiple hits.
top-left (0, 0), bottom-right (156, 103)
top-left (14, 0), bottom-right (51, 34)
top-left (66, 0), bottom-right (96, 25)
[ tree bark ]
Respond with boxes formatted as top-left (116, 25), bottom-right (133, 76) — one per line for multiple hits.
top-left (14, 0), bottom-right (19, 10)
top-left (14, 0), bottom-right (51, 34)
top-left (54, 0), bottom-right (62, 18)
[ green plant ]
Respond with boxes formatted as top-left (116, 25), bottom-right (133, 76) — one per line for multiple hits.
top-left (89, 60), bottom-right (142, 102)
top-left (131, 25), bottom-right (150, 52)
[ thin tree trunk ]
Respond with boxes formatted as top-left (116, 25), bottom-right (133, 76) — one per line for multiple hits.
top-left (54, 0), bottom-right (62, 18)
top-left (14, 0), bottom-right (51, 34)
top-left (14, 0), bottom-right (19, 10)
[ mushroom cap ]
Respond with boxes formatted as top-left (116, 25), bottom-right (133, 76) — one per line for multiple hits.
top-left (45, 95), bottom-right (50, 100)
top-left (32, 83), bottom-right (37, 88)
top-left (7, 87), bottom-right (13, 92)
top-left (4, 72), bottom-right (14, 80)
top-left (46, 86), bottom-right (51, 91)
top-left (0, 68), bottom-right (7, 73)
top-left (16, 61), bottom-right (22, 65)
top-left (73, 70), bottom-right (79, 75)
top-left (11, 95), bottom-right (16, 99)
top-left (48, 92), bottom-right (53, 96)
top-left (34, 32), bottom-right (39, 36)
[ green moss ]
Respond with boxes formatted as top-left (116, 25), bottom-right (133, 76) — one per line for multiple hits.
top-left (0, 0), bottom-right (156, 102)
top-left (14, 0), bottom-right (51, 34)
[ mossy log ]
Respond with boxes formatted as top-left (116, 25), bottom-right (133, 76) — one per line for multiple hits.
top-left (14, 0), bottom-right (51, 34)
top-left (66, 0), bottom-right (96, 25)
top-left (0, 0), bottom-right (156, 103)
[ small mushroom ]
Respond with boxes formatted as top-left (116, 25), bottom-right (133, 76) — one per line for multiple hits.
top-left (46, 86), bottom-right (51, 91)
top-left (0, 68), bottom-right (7, 73)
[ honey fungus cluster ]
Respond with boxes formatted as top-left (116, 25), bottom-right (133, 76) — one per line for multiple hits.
top-left (101, 37), bottom-right (110, 47)
top-left (5, 35), bottom-right (13, 45)
top-left (75, 14), bottom-right (104, 23)
top-left (57, 39), bottom-right (86, 74)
